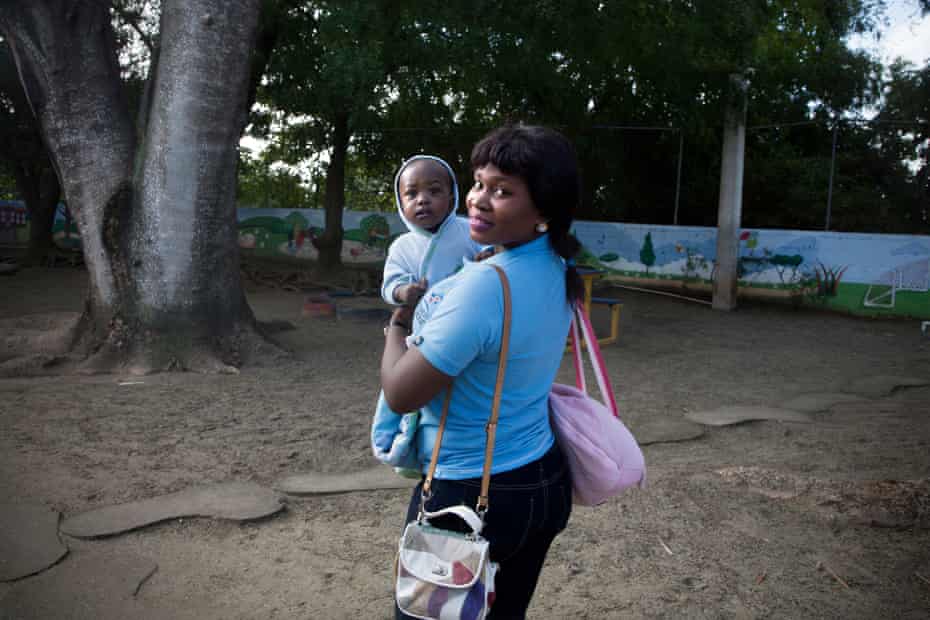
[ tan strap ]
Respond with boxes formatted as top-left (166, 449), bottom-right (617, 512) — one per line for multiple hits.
top-left (421, 389), bottom-right (452, 499)
top-left (422, 265), bottom-right (512, 514)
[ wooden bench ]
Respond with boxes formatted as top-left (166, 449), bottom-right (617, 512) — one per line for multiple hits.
top-left (566, 296), bottom-right (623, 352)
top-left (590, 296), bottom-right (622, 345)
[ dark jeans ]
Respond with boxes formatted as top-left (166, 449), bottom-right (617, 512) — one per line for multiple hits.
top-left (395, 442), bottom-right (572, 620)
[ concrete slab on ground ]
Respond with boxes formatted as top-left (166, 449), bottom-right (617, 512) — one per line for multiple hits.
top-left (0, 503), bottom-right (68, 581)
top-left (276, 466), bottom-right (418, 496)
top-left (60, 481), bottom-right (284, 539)
top-left (0, 550), bottom-right (156, 619)
top-left (684, 405), bottom-right (813, 427)
top-left (780, 392), bottom-right (866, 413)
top-left (632, 416), bottom-right (706, 445)
top-left (842, 375), bottom-right (929, 399)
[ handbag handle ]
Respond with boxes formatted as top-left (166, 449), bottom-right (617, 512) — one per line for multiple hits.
top-left (422, 264), bottom-right (512, 517)
top-left (420, 504), bottom-right (485, 535)
top-left (569, 304), bottom-right (619, 418)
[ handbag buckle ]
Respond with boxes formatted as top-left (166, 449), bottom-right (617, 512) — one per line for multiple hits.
top-left (475, 500), bottom-right (488, 522)
top-left (417, 487), bottom-right (433, 523)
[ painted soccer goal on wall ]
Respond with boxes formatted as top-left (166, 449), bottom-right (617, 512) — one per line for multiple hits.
top-left (863, 258), bottom-right (930, 308)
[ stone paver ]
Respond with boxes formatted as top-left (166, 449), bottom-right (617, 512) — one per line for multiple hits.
top-left (276, 466), bottom-right (417, 496)
top-left (60, 481), bottom-right (283, 538)
top-left (0, 503), bottom-right (68, 581)
top-left (684, 405), bottom-right (813, 427)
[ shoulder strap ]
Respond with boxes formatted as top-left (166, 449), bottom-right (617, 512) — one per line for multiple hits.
top-left (422, 264), bottom-right (512, 516)
top-left (570, 304), bottom-right (619, 418)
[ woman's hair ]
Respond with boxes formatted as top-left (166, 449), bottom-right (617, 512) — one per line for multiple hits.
top-left (470, 124), bottom-right (584, 302)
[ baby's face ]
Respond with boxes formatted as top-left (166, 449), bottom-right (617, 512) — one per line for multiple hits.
top-left (398, 160), bottom-right (454, 232)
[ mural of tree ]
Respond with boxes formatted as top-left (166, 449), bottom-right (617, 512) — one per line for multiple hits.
top-left (640, 232), bottom-right (656, 274)
top-left (359, 214), bottom-right (389, 248)
top-left (770, 254), bottom-right (804, 284)
top-left (285, 211), bottom-right (309, 235)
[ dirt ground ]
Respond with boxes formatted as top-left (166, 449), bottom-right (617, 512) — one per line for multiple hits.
top-left (1, 264), bottom-right (929, 619)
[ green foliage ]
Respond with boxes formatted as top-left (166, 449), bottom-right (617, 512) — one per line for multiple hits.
top-left (0, 169), bottom-right (16, 199)
top-left (250, 0), bottom-right (921, 235)
top-left (238, 147), bottom-right (315, 209)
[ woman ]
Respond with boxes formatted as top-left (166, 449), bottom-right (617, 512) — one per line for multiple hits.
top-left (381, 125), bottom-right (584, 619)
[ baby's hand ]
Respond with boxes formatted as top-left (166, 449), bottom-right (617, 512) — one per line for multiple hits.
top-left (395, 278), bottom-right (428, 306)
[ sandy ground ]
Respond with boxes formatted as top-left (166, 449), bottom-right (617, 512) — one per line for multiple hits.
top-left (1, 264), bottom-right (929, 619)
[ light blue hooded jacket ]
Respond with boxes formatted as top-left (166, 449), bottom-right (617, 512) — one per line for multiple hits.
top-left (380, 155), bottom-right (482, 305)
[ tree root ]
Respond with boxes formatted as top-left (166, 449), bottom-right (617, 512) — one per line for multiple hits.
top-left (0, 312), bottom-right (82, 369)
top-left (0, 312), bottom-right (288, 376)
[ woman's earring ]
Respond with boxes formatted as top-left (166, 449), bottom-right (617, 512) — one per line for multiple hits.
top-left (535, 222), bottom-right (549, 233)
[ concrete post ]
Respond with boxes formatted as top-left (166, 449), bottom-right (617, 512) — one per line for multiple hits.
top-left (712, 74), bottom-right (749, 311)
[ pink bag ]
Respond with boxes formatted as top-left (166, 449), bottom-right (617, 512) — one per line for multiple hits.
top-left (549, 304), bottom-right (646, 506)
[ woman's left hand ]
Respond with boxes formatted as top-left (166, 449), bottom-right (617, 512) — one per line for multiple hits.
top-left (391, 305), bottom-right (414, 328)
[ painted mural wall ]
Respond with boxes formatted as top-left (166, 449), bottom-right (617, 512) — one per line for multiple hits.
top-left (0, 200), bottom-right (80, 248)
top-left (570, 221), bottom-right (930, 319)
top-left (236, 208), bottom-right (928, 319)
top-left (237, 207), bottom-right (406, 264)
top-left (3, 201), bottom-right (926, 318)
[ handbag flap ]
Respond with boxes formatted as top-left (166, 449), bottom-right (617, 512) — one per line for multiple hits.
top-left (398, 522), bottom-right (489, 589)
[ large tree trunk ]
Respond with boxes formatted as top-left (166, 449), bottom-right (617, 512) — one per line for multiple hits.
top-left (316, 112), bottom-right (349, 269)
top-left (1, 1), bottom-right (135, 331)
top-left (0, 0), bottom-right (271, 374)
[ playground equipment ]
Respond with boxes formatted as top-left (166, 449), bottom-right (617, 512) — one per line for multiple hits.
top-left (863, 258), bottom-right (930, 309)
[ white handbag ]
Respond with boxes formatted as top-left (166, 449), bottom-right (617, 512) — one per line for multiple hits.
top-left (396, 505), bottom-right (499, 619)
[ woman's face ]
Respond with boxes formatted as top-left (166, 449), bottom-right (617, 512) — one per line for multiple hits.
top-left (466, 164), bottom-right (545, 248)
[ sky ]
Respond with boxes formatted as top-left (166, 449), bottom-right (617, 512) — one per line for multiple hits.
top-left (849, 1), bottom-right (930, 66)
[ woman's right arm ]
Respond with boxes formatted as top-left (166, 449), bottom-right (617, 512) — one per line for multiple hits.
top-left (380, 307), bottom-right (453, 413)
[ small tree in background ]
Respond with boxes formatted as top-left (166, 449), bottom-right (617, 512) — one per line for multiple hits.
top-left (640, 232), bottom-right (656, 274)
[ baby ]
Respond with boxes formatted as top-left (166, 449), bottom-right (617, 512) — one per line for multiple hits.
top-left (381, 155), bottom-right (483, 307)
top-left (372, 155), bottom-right (485, 474)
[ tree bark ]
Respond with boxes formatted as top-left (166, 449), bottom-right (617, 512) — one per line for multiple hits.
top-left (316, 111), bottom-right (349, 268)
top-left (1, 1), bottom-right (136, 324)
top-left (0, 0), bottom-right (270, 374)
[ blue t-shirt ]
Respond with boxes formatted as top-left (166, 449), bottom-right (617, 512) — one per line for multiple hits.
top-left (411, 234), bottom-right (572, 479)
